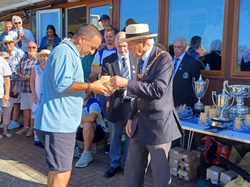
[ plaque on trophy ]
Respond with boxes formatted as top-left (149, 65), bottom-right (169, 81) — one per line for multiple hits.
top-left (223, 80), bottom-right (250, 117)
top-left (192, 75), bottom-right (209, 111)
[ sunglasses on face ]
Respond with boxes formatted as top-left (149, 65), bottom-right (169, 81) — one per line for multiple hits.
top-left (14, 22), bottom-right (21, 25)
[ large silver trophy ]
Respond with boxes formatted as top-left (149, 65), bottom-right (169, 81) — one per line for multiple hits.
top-left (192, 75), bottom-right (209, 111)
top-left (212, 88), bottom-right (234, 127)
top-left (223, 80), bottom-right (250, 117)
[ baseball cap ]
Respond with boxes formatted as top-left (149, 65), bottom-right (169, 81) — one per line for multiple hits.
top-left (99, 14), bottom-right (110, 21)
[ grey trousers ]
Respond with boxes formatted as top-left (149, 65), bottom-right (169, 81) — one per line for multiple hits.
top-left (124, 129), bottom-right (172, 187)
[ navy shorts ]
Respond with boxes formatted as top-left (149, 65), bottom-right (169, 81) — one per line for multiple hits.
top-left (35, 130), bottom-right (76, 172)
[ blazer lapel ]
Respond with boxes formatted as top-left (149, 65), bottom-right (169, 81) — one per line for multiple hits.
top-left (129, 52), bottom-right (138, 80)
top-left (140, 46), bottom-right (158, 81)
top-left (111, 59), bottom-right (121, 76)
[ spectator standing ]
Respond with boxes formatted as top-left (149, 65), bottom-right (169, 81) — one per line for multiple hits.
top-left (8, 15), bottom-right (34, 52)
top-left (99, 14), bottom-right (119, 43)
top-left (110, 23), bottom-right (183, 187)
top-left (89, 26), bottom-right (117, 113)
top-left (0, 53), bottom-right (11, 139)
top-left (34, 24), bottom-right (108, 187)
top-left (30, 49), bottom-right (51, 147)
top-left (40, 25), bottom-right (61, 51)
top-left (16, 42), bottom-right (39, 136)
top-left (0, 21), bottom-right (13, 51)
top-left (102, 32), bottom-right (137, 178)
top-left (203, 39), bottom-right (222, 70)
top-left (2, 35), bottom-right (25, 130)
top-left (172, 37), bottom-right (201, 108)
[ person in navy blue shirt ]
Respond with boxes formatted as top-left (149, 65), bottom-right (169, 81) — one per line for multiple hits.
top-left (40, 25), bottom-right (61, 51)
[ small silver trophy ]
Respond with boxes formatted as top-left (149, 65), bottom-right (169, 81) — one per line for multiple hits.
top-left (192, 75), bottom-right (209, 111)
top-left (223, 80), bottom-right (250, 117)
top-left (211, 88), bottom-right (234, 127)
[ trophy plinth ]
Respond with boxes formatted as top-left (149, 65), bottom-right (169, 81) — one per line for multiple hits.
top-left (211, 88), bottom-right (234, 128)
top-left (192, 75), bottom-right (209, 112)
top-left (223, 80), bottom-right (250, 117)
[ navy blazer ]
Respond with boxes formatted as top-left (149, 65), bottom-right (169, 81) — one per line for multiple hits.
top-left (173, 53), bottom-right (201, 108)
top-left (102, 52), bottom-right (137, 122)
top-left (127, 46), bottom-right (183, 145)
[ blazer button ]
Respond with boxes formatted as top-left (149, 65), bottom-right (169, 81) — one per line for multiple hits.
top-left (138, 110), bottom-right (140, 113)
top-left (138, 98), bottom-right (140, 101)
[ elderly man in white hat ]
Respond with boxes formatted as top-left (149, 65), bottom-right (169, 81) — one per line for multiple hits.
top-left (110, 23), bottom-right (183, 187)
top-left (1, 35), bottom-right (25, 130)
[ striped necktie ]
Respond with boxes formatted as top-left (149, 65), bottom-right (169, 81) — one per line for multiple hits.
top-left (121, 57), bottom-right (130, 79)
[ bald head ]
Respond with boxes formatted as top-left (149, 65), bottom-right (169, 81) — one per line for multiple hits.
top-left (115, 32), bottom-right (128, 56)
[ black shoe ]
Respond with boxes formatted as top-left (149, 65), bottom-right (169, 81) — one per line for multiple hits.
top-left (104, 166), bottom-right (121, 178)
top-left (34, 141), bottom-right (44, 148)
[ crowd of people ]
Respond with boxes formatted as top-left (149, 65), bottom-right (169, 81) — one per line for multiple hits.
top-left (0, 13), bottom-right (213, 187)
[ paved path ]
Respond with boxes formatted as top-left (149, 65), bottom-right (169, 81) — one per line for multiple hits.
top-left (0, 128), bottom-right (198, 187)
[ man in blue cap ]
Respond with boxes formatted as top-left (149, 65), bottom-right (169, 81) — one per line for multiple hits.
top-left (99, 14), bottom-right (119, 43)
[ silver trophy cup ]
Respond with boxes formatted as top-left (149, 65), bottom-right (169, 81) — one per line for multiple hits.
top-left (223, 80), bottom-right (250, 117)
top-left (212, 88), bottom-right (234, 123)
top-left (192, 75), bottom-right (209, 111)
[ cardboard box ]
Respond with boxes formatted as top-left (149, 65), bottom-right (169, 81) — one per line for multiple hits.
top-left (220, 170), bottom-right (239, 185)
top-left (238, 152), bottom-right (250, 173)
top-left (206, 165), bottom-right (225, 183)
top-left (192, 149), bottom-right (202, 166)
top-left (169, 147), bottom-right (185, 159)
top-left (177, 169), bottom-right (197, 181)
top-left (169, 157), bottom-right (179, 167)
top-left (170, 166), bottom-right (178, 176)
top-left (178, 160), bottom-right (198, 172)
top-left (178, 150), bottom-right (197, 163)
top-left (229, 146), bottom-right (242, 165)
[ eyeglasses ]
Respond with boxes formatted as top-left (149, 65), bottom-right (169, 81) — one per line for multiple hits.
top-left (14, 22), bottom-right (21, 25)
top-left (28, 46), bottom-right (37, 49)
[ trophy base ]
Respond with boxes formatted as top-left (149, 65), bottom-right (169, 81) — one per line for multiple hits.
top-left (230, 106), bottom-right (249, 115)
top-left (194, 103), bottom-right (204, 112)
top-left (212, 117), bottom-right (231, 123)
top-left (211, 121), bottom-right (228, 129)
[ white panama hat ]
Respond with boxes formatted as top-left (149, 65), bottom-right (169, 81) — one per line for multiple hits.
top-left (120, 23), bottom-right (158, 42)
top-left (37, 49), bottom-right (51, 57)
top-left (1, 35), bottom-right (17, 44)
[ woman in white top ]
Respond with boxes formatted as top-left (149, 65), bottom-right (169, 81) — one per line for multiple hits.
top-left (29, 49), bottom-right (50, 146)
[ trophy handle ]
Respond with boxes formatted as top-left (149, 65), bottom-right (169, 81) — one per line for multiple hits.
top-left (204, 79), bottom-right (209, 98)
top-left (192, 77), bottom-right (195, 93)
top-left (212, 91), bottom-right (217, 107)
top-left (223, 80), bottom-right (230, 95)
top-left (227, 96), bottom-right (235, 109)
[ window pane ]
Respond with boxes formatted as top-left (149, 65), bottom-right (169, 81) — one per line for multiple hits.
top-left (67, 6), bottom-right (87, 35)
top-left (120, 0), bottom-right (159, 41)
top-left (169, 0), bottom-right (224, 70)
top-left (89, 5), bottom-right (110, 30)
top-left (237, 0), bottom-right (250, 71)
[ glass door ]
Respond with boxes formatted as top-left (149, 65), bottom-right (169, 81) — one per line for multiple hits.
top-left (36, 9), bottom-right (62, 47)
